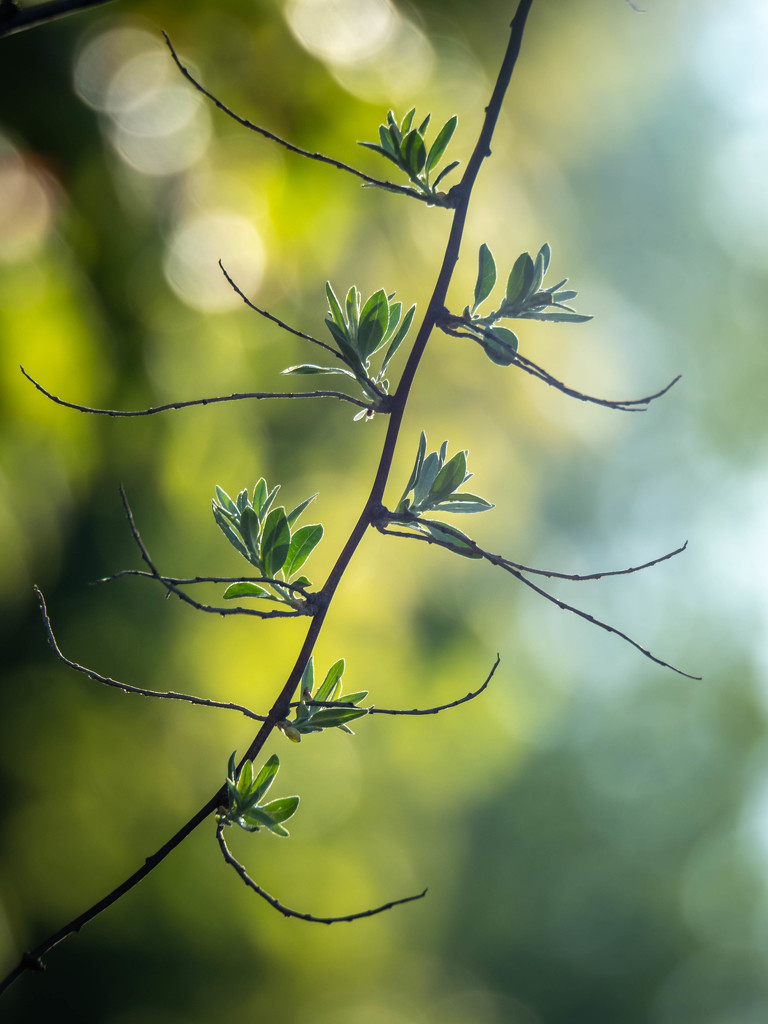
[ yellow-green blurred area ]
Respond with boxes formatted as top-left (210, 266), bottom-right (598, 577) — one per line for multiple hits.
top-left (2, 0), bottom-right (768, 1019)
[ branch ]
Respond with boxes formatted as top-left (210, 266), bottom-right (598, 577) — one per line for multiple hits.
top-left (300, 654), bottom-right (500, 717)
top-left (217, 824), bottom-right (426, 923)
top-left (34, 586), bottom-right (267, 721)
top-left (218, 261), bottom-right (340, 359)
top-left (438, 324), bottom-right (679, 412)
top-left (20, 366), bottom-right (370, 416)
top-left (91, 570), bottom-right (311, 597)
top-left (163, 33), bottom-right (453, 209)
top-left (0, 0), bottom-right (113, 39)
top-left (377, 522), bottom-right (699, 679)
top-left (118, 486), bottom-right (306, 619)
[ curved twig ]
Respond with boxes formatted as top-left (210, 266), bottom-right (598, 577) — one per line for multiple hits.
top-left (300, 653), bottom-right (500, 716)
top-left (119, 486), bottom-right (306, 619)
top-left (34, 586), bottom-right (268, 721)
top-left (91, 570), bottom-right (311, 596)
top-left (438, 324), bottom-right (679, 411)
top-left (377, 522), bottom-right (699, 679)
top-left (218, 261), bottom-right (339, 358)
top-left (163, 33), bottom-right (452, 209)
top-left (217, 824), bottom-right (426, 923)
top-left (20, 366), bottom-right (369, 417)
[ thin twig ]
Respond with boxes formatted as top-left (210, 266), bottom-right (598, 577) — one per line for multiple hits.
top-left (0, 0), bottom-right (113, 39)
top-left (300, 654), bottom-right (500, 716)
top-left (163, 33), bottom-right (452, 209)
top-left (217, 824), bottom-right (426, 923)
top-left (20, 366), bottom-right (369, 416)
top-left (438, 325), bottom-right (680, 412)
top-left (91, 570), bottom-right (311, 596)
top-left (118, 486), bottom-right (306, 619)
top-left (34, 586), bottom-right (268, 721)
top-left (218, 261), bottom-right (340, 358)
top-left (377, 523), bottom-right (699, 679)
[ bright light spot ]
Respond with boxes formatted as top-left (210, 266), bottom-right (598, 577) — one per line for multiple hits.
top-left (163, 211), bottom-right (265, 313)
top-left (332, 17), bottom-right (433, 103)
top-left (74, 25), bottom-right (211, 176)
top-left (285, 0), bottom-right (433, 101)
top-left (0, 136), bottom-right (54, 263)
top-left (286, 0), bottom-right (396, 64)
top-left (695, 0), bottom-right (768, 122)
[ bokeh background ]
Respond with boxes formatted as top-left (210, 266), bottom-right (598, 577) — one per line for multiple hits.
top-left (2, 0), bottom-right (768, 1020)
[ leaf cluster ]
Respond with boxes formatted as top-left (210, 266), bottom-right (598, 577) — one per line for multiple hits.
top-left (278, 658), bottom-right (368, 742)
top-left (389, 432), bottom-right (493, 558)
top-left (212, 480), bottom-right (322, 608)
top-left (358, 108), bottom-right (460, 199)
top-left (283, 283), bottom-right (415, 417)
top-left (460, 242), bottom-right (592, 366)
top-left (220, 753), bottom-right (299, 837)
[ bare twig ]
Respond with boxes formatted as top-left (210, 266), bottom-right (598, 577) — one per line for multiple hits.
top-left (34, 586), bottom-right (268, 721)
top-left (20, 366), bottom-right (370, 417)
top-left (118, 486), bottom-right (307, 619)
top-left (91, 570), bottom-right (311, 596)
top-left (0, 0), bottom-right (113, 39)
top-left (217, 824), bottom-right (426, 923)
top-left (218, 261), bottom-right (339, 359)
top-left (163, 33), bottom-right (453, 209)
top-left (377, 522), bottom-right (699, 679)
top-left (301, 654), bottom-right (500, 717)
top-left (438, 324), bottom-right (679, 412)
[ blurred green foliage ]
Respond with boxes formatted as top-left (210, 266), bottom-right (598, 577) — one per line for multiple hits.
top-left (2, 0), bottom-right (768, 1021)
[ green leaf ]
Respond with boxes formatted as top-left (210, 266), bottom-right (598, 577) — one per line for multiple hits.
top-left (537, 242), bottom-right (551, 274)
top-left (339, 690), bottom-right (368, 706)
top-left (252, 479), bottom-right (268, 514)
top-left (236, 759), bottom-right (253, 799)
top-left (309, 707), bottom-right (369, 728)
top-left (400, 128), bottom-right (427, 178)
top-left (325, 282), bottom-right (346, 329)
top-left (422, 520), bottom-right (482, 558)
top-left (506, 252), bottom-right (534, 306)
top-left (381, 304), bottom-right (415, 373)
top-left (386, 110), bottom-right (402, 147)
top-left (432, 492), bottom-right (494, 514)
top-left (345, 287), bottom-right (360, 335)
top-left (316, 659), bottom-right (345, 703)
top-left (300, 657), bottom-right (314, 696)
top-left (357, 289), bottom-right (390, 360)
top-left (530, 249), bottom-right (546, 296)
top-left (223, 582), bottom-right (271, 600)
top-left (215, 486), bottom-right (238, 515)
top-left (432, 159), bottom-right (460, 189)
top-left (281, 364), bottom-right (359, 379)
top-left (265, 822), bottom-right (291, 838)
top-left (261, 795), bottom-right (300, 825)
top-left (251, 754), bottom-right (280, 803)
top-left (213, 505), bottom-right (249, 561)
top-left (473, 244), bottom-right (496, 312)
top-left (480, 326), bottom-right (518, 365)
top-left (426, 115), bottom-right (457, 173)
top-left (227, 751), bottom-right (238, 783)
top-left (240, 506), bottom-right (262, 558)
top-left (259, 484), bottom-right (280, 524)
top-left (413, 451), bottom-right (440, 507)
top-left (260, 506), bottom-right (291, 578)
top-left (400, 107), bottom-right (415, 133)
top-left (284, 524), bottom-right (323, 578)
top-left (236, 488), bottom-right (249, 513)
top-left (358, 141), bottom-right (401, 166)
top-left (526, 311), bottom-right (593, 324)
top-left (417, 112), bottom-right (431, 135)
top-left (286, 493), bottom-right (317, 528)
top-left (378, 124), bottom-right (398, 157)
top-left (383, 300), bottom-right (402, 344)
top-left (402, 430), bottom-right (427, 501)
top-left (429, 449), bottom-right (468, 503)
